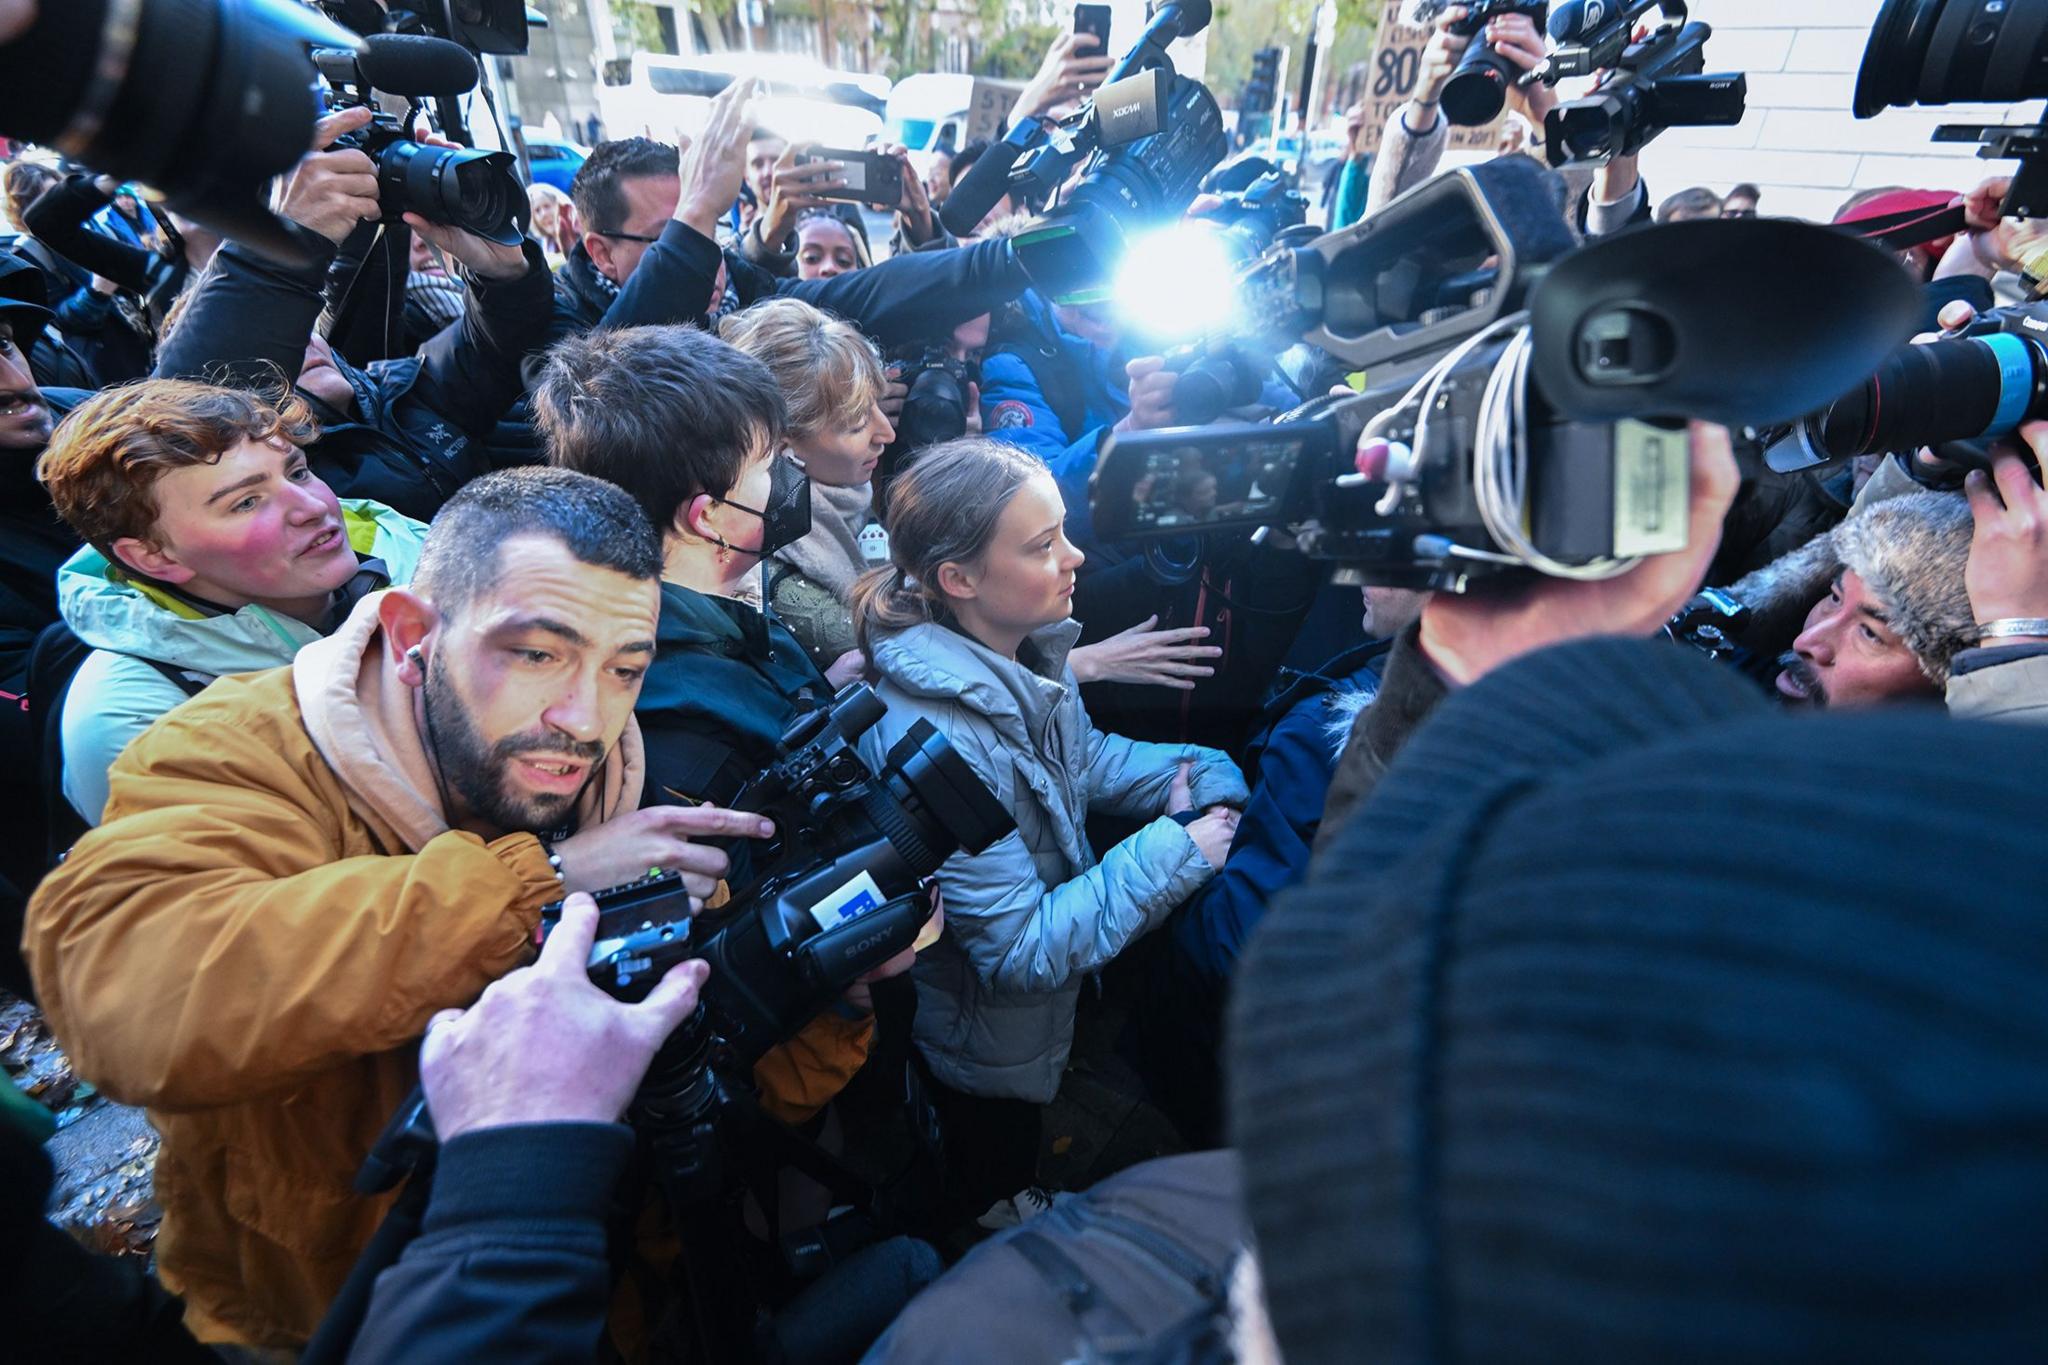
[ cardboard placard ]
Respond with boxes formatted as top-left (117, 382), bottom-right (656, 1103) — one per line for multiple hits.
top-left (964, 79), bottom-right (1025, 144)
top-left (1354, 0), bottom-right (1507, 157)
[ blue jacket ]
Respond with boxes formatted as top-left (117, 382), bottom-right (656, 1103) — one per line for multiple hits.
top-left (979, 291), bottom-right (1130, 515)
top-left (1167, 641), bottom-right (1392, 988)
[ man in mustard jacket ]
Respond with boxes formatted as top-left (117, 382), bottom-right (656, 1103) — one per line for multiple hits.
top-left (24, 466), bottom-right (874, 1349)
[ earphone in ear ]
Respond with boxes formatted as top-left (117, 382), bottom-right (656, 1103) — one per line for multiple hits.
top-left (406, 645), bottom-right (425, 671)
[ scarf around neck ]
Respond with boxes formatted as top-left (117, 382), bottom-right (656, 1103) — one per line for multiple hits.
top-left (772, 480), bottom-right (876, 599)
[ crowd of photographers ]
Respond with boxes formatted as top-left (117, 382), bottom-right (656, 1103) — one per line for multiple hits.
top-left (6, 0), bottom-right (2048, 1360)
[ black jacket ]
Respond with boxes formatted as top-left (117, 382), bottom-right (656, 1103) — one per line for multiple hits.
top-left (3, 1114), bottom-right (217, 1363)
top-left (636, 582), bottom-right (829, 807)
top-left (548, 218), bottom-right (1030, 353)
top-left (345, 1122), bottom-right (632, 1365)
top-left (155, 231), bottom-right (555, 523)
top-left (0, 387), bottom-right (88, 696)
top-left (0, 251), bottom-right (95, 390)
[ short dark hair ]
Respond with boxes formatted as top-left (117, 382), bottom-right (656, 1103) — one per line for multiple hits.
top-left (569, 136), bottom-right (679, 233)
top-left (413, 466), bottom-right (662, 618)
top-left (1656, 185), bottom-right (1723, 223)
top-left (1728, 182), bottom-right (1761, 201)
top-left (535, 325), bottom-right (786, 537)
top-left (949, 139), bottom-right (991, 184)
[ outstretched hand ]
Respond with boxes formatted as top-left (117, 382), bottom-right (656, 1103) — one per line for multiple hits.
top-left (420, 893), bottom-right (709, 1141)
top-left (678, 77), bottom-right (758, 238)
top-left (1070, 615), bottom-right (1221, 690)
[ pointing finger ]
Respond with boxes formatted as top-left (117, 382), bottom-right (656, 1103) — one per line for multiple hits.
top-left (537, 894), bottom-right (599, 976)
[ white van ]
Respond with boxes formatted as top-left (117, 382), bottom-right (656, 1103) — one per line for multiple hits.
top-left (598, 50), bottom-right (888, 149)
top-left (885, 72), bottom-right (1026, 180)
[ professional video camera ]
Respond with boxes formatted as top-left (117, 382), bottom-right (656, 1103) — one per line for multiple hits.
top-left (1404, 0), bottom-right (1550, 127)
top-left (1093, 156), bottom-right (1924, 593)
top-left (313, 36), bottom-right (528, 246)
top-left (0, 0), bottom-right (366, 265)
top-left (939, 0), bottom-right (1227, 303)
top-left (1537, 0), bottom-right (1746, 166)
top-left (310, 683), bottom-right (1012, 1363)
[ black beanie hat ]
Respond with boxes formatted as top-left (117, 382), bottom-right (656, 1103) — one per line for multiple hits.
top-left (1229, 637), bottom-right (2048, 1364)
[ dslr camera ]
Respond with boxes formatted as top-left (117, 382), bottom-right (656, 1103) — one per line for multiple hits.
top-left (314, 40), bottom-right (528, 246)
top-left (541, 683), bottom-right (1010, 1194)
top-left (1094, 156), bottom-right (1925, 593)
top-left (1405, 0), bottom-right (1550, 128)
top-left (885, 343), bottom-right (978, 453)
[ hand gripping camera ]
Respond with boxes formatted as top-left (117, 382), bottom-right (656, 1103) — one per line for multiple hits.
top-left (1405, 0), bottom-right (1551, 128)
top-left (313, 35), bottom-right (528, 246)
top-left (565, 684), bottom-right (1010, 1083)
top-left (1093, 156), bottom-right (1925, 592)
top-left (317, 686), bottom-right (1008, 1365)
top-left (357, 683), bottom-right (1010, 1197)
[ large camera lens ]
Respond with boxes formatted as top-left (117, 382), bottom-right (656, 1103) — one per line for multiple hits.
top-left (898, 365), bottom-right (969, 449)
top-left (1441, 42), bottom-right (1518, 126)
top-left (1855, 0), bottom-right (2048, 118)
top-left (1808, 329), bottom-right (2048, 460)
top-left (1171, 348), bottom-right (1265, 424)
top-left (378, 140), bottom-right (528, 246)
top-left (0, 0), bottom-right (354, 264)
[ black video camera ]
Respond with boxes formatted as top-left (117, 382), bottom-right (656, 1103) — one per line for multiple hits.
top-left (314, 41), bottom-right (528, 247)
top-left (554, 684), bottom-right (1011, 1083)
top-left (1092, 156), bottom-right (1925, 592)
top-left (1405, 0), bottom-right (1551, 127)
top-left (941, 0), bottom-right (1226, 304)
top-left (1540, 0), bottom-right (1745, 166)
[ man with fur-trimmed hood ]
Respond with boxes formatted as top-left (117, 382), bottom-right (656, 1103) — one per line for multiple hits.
top-left (1725, 458), bottom-right (2048, 719)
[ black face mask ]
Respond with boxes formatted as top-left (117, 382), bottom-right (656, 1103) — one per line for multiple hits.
top-left (719, 452), bottom-right (812, 557)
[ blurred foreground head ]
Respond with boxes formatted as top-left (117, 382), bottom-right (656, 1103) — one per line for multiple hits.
top-left (1233, 636), bottom-right (2048, 1363)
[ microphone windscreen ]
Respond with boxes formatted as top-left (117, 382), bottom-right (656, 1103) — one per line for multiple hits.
top-left (357, 33), bottom-right (480, 98)
top-left (938, 137), bottom-right (1028, 239)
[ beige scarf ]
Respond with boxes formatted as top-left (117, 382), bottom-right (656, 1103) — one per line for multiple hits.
top-left (293, 591), bottom-right (645, 853)
top-left (773, 481), bottom-right (876, 599)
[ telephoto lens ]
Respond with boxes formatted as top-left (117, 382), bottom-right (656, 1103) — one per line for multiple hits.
top-left (1441, 1), bottom-right (1551, 126)
top-left (377, 140), bottom-right (528, 246)
top-left (1776, 308), bottom-right (2048, 467)
top-left (1855, 0), bottom-right (2048, 118)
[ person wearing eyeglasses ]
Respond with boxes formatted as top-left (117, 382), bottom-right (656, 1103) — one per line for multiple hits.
top-left (549, 80), bottom-right (1033, 355)
top-left (1721, 182), bottom-right (1761, 218)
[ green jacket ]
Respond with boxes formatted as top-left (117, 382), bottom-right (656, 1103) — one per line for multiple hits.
top-left (57, 500), bottom-right (425, 825)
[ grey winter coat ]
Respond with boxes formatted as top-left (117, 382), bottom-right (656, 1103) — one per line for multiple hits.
top-left (861, 619), bottom-right (1248, 1102)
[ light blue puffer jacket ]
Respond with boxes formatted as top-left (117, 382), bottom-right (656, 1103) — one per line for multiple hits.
top-left (860, 618), bottom-right (1248, 1103)
top-left (57, 499), bottom-right (426, 825)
